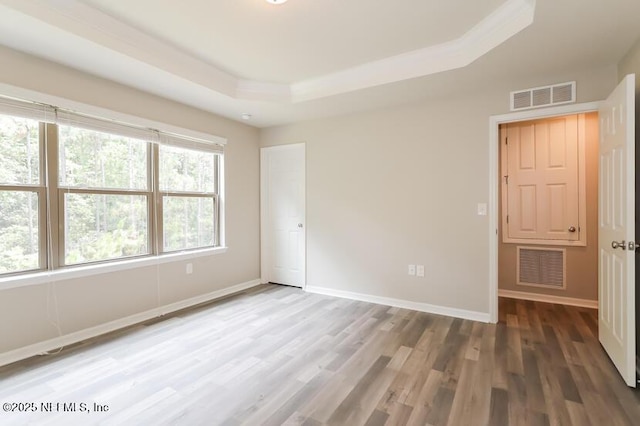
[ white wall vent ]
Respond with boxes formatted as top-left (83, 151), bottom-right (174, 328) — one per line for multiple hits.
top-left (510, 82), bottom-right (576, 111)
top-left (516, 247), bottom-right (566, 288)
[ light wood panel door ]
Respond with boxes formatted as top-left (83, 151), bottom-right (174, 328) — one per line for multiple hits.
top-left (261, 144), bottom-right (305, 288)
top-left (504, 115), bottom-right (580, 242)
top-left (598, 74), bottom-right (636, 387)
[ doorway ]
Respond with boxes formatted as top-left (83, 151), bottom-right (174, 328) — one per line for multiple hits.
top-left (490, 75), bottom-right (637, 387)
top-left (497, 112), bottom-right (599, 309)
top-left (488, 101), bottom-right (601, 323)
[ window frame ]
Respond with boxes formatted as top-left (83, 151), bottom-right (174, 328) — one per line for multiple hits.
top-left (156, 145), bottom-right (221, 253)
top-left (0, 97), bottom-right (225, 278)
top-left (54, 126), bottom-right (155, 267)
top-left (0, 121), bottom-right (47, 276)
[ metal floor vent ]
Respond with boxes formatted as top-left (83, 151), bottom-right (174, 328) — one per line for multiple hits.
top-left (510, 81), bottom-right (576, 111)
top-left (517, 247), bottom-right (565, 288)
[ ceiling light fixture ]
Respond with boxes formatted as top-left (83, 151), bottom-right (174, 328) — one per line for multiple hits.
top-left (266, 0), bottom-right (287, 4)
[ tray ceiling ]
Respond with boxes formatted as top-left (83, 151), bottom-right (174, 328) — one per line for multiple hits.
top-left (0, 0), bottom-right (639, 127)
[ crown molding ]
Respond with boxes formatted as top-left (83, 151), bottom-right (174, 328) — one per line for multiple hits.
top-left (0, 0), bottom-right (535, 104)
top-left (236, 80), bottom-right (291, 102)
top-left (291, 0), bottom-right (536, 102)
top-left (0, 0), bottom-right (239, 96)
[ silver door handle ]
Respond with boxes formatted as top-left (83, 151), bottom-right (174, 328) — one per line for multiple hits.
top-left (297, 223), bottom-right (303, 228)
top-left (611, 240), bottom-right (626, 250)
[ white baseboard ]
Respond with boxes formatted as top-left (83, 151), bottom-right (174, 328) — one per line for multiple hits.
top-left (155, 279), bottom-right (261, 315)
top-left (0, 279), bottom-right (261, 368)
top-left (306, 285), bottom-right (490, 323)
top-left (498, 289), bottom-right (598, 309)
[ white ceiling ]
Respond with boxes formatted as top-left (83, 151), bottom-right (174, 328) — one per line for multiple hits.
top-left (82, 0), bottom-right (507, 83)
top-left (0, 0), bottom-right (639, 128)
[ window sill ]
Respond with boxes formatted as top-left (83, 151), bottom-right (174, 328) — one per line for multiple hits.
top-left (0, 247), bottom-right (228, 291)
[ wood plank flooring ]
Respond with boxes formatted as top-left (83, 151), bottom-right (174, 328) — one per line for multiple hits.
top-left (0, 284), bottom-right (639, 425)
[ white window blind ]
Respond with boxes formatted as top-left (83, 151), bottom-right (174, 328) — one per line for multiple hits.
top-left (0, 96), bottom-right (56, 123)
top-left (56, 110), bottom-right (158, 143)
top-left (159, 132), bottom-right (224, 154)
top-left (0, 95), bottom-right (225, 151)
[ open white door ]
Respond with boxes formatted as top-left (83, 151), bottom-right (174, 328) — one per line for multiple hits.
top-left (598, 74), bottom-right (636, 387)
top-left (261, 144), bottom-right (305, 288)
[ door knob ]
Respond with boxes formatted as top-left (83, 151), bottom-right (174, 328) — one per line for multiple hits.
top-left (568, 226), bottom-right (576, 232)
top-left (297, 223), bottom-right (303, 228)
top-left (611, 240), bottom-right (626, 250)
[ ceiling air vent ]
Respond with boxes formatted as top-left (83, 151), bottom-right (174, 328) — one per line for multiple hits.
top-left (510, 81), bottom-right (576, 111)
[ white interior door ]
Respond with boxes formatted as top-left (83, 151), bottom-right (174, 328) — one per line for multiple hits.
top-left (598, 74), bottom-right (636, 387)
top-left (505, 116), bottom-right (580, 242)
top-left (261, 144), bottom-right (305, 288)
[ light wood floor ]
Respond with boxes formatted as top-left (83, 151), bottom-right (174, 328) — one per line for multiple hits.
top-left (0, 284), bottom-right (639, 425)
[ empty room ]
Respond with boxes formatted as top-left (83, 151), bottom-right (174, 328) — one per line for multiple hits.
top-left (1, 0), bottom-right (640, 425)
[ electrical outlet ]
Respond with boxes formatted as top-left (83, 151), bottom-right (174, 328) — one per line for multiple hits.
top-left (408, 264), bottom-right (416, 276)
top-left (186, 263), bottom-right (193, 275)
top-left (417, 265), bottom-right (425, 277)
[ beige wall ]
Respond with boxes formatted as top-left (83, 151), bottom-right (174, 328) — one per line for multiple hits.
top-left (498, 113), bottom-right (599, 301)
top-left (0, 39), bottom-right (629, 357)
top-left (260, 66), bottom-right (617, 316)
top-left (0, 46), bottom-right (261, 355)
top-left (618, 36), bottom-right (640, 88)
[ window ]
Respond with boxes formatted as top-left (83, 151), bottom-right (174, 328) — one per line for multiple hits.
top-left (0, 115), bottom-right (44, 275)
top-left (159, 144), bottom-right (219, 252)
top-left (0, 96), bottom-right (224, 277)
top-left (59, 125), bottom-right (152, 265)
